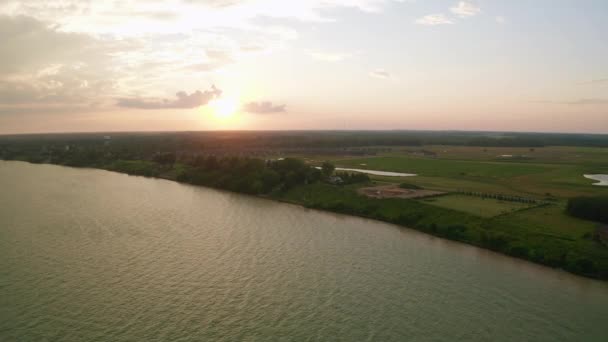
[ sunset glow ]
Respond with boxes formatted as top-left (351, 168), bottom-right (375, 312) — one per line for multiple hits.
top-left (0, 1), bottom-right (606, 133)
top-left (210, 97), bottom-right (240, 120)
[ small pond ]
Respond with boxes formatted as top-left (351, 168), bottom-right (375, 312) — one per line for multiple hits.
top-left (334, 167), bottom-right (416, 177)
top-left (584, 174), bottom-right (608, 186)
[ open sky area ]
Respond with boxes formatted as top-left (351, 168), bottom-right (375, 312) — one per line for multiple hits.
top-left (0, 0), bottom-right (606, 133)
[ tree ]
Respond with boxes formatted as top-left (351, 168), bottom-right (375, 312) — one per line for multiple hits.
top-left (321, 161), bottom-right (335, 178)
top-left (566, 196), bottom-right (608, 224)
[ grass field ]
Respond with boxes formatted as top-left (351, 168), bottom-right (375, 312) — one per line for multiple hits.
top-left (420, 194), bottom-right (534, 217)
top-left (329, 148), bottom-right (608, 199)
top-left (412, 145), bottom-right (608, 165)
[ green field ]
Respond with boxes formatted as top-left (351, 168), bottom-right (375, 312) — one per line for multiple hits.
top-left (330, 148), bottom-right (608, 199)
top-left (420, 194), bottom-right (535, 218)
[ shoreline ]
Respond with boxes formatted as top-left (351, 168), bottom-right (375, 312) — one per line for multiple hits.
top-left (2, 159), bottom-right (607, 281)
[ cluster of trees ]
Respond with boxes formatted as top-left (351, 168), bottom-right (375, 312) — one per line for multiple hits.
top-left (334, 171), bottom-right (370, 185)
top-left (567, 196), bottom-right (608, 224)
top-left (457, 190), bottom-right (539, 204)
top-left (466, 137), bottom-right (544, 147)
top-left (320, 161), bottom-right (370, 185)
top-left (175, 158), bottom-right (367, 194)
top-left (177, 157), bottom-right (322, 195)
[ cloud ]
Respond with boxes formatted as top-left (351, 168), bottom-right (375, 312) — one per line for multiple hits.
top-left (495, 16), bottom-right (506, 24)
top-left (565, 98), bottom-right (608, 105)
top-left (0, 0), bottom-right (414, 117)
top-left (415, 14), bottom-right (453, 26)
top-left (0, 65), bottom-right (116, 106)
top-left (369, 69), bottom-right (391, 79)
top-left (416, 2), bottom-right (479, 26)
top-left (450, 1), bottom-right (481, 18)
top-left (0, 15), bottom-right (130, 110)
top-left (186, 62), bottom-right (225, 72)
top-left (2, 0), bottom-right (412, 33)
top-left (185, 0), bottom-right (244, 8)
top-left (116, 86), bottom-right (222, 109)
top-left (308, 51), bottom-right (353, 62)
top-left (185, 47), bottom-right (235, 72)
top-left (580, 78), bottom-right (608, 85)
top-left (243, 101), bottom-right (286, 114)
top-left (205, 48), bottom-right (234, 63)
top-left (0, 15), bottom-right (113, 74)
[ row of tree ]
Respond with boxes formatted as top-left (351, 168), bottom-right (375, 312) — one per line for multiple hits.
top-left (457, 190), bottom-right (539, 204)
top-left (566, 196), bottom-right (608, 224)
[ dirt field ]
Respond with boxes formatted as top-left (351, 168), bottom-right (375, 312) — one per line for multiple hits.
top-left (358, 185), bottom-right (445, 199)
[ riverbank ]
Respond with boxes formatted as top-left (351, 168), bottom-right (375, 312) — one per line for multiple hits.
top-left (3, 158), bottom-right (607, 281)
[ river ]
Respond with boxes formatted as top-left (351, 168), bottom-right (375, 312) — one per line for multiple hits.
top-left (1, 161), bottom-right (607, 341)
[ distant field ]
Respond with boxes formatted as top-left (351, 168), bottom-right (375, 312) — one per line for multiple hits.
top-left (404, 146), bottom-right (608, 166)
top-left (420, 194), bottom-right (534, 218)
top-left (329, 147), bottom-right (608, 198)
top-left (334, 155), bottom-right (551, 178)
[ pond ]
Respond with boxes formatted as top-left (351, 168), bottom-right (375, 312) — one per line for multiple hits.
top-left (584, 174), bottom-right (608, 186)
top-left (332, 167), bottom-right (417, 177)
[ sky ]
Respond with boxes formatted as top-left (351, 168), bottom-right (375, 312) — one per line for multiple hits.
top-left (0, 0), bottom-right (607, 134)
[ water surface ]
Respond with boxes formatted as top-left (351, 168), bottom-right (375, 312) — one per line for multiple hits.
top-left (1, 161), bottom-right (607, 341)
top-left (328, 167), bottom-right (416, 177)
top-left (584, 174), bottom-right (608, 186)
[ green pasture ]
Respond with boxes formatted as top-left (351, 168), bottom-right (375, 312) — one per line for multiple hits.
top-left (420, 194), bottom-right (534, 218)
top-left (332, 151), bottom-right (608, 198)
top-left (391, 146), bottom-right (608, 165)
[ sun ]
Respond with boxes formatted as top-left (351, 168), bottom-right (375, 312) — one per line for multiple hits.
top-left (210, 97), bottom-right (239, 119)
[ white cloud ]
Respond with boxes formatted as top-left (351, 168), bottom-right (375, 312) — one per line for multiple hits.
top-left (495, 16), bottom-right (506, 24)
top-left (415, 14), bottom-right (453, 26)
top-left (369, 68), bottom-right (390, 79)
top-left (243, 101), bottom-right (286, 114)
top-left (450, 1), bottom-right (481, 18)
top-left (565, 98), bottom-right (608, 105)
top-left (308, 51), bottom-right (353, 62)
top-left (0, 0), bottom-right (412, 114)
top-left (580, 78), bottom-right (608, 85)
top-left (0, 0), bottom-right (410, 34)
top-left (116, 86), bottom-right (222, 109)
top-left (0, 15), bottom-right (129, 109)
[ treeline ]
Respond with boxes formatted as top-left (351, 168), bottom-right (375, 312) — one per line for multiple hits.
top-left (177, 157), bottom-right (323, 194)
top-left (3, 131), bottom-right (608, 156)
top-left (567, 196), bottom-right (608, 224)
top-left (457, 190), bottom-right (540, 204)
top-left (466, 137), bottom-right (544, 147)
top-left (0, 134), bottom-right (372, 196)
